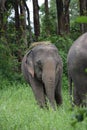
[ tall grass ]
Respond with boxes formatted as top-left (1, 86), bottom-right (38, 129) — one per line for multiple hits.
top-left (0, 79), bottom-right (87, 130)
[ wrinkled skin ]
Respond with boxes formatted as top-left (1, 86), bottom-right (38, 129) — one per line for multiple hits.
top-left (22, 43), bottom-right (63, 109)
top-left (67, 33), bottom-right (87, 107)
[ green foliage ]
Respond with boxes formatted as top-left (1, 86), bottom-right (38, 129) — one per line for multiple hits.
top-left (70, 22), bottom-right (81, 40)
top-left (71, 107), bottom-right (87, 129)
top-left (0, 78), bottom-right (70, 130)
top-left (40, 0), bottom-right (57, 37)
top-left (75, 16), bottom-right (87, 23)
top-left (0, 77), bottom-right (87, 130)
top-left (0, 38), bottom-right (17, 80)
top-left (85, 68), bottom-right (87, 73)
top-left (0, 33), bottom-right (26, 83)
top-left (54, 37), bottom-right (73, 76)
top-left (70, 0), bottom-right (79, 22)
top-left (48, 35), bottom-right (73, 76)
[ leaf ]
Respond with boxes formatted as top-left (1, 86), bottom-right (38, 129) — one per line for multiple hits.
top-left (75, 16), bottom-right (87, 23)
top-left (85, 68), bottom-right (87, 73)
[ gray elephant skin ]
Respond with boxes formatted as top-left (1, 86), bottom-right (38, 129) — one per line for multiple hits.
top-left (67, 33), bottom-right (87, 107)
top-left (22, 42), bottom-right (63, 109)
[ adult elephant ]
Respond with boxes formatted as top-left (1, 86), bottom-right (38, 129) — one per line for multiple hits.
top-left (22, 42), bottom-right (63, 109)
top-left (67, 33), bottom-right (87, 107)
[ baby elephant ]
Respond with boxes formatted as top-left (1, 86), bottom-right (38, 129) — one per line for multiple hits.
top-left (22, 42), bottom-right (63, 109)
top-left (67, 33), bottom-right (87, 107)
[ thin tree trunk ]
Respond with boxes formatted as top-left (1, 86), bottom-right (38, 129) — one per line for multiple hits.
top-left (14, 0), bottom-right (22, 71)
top-left (56, 0), bottom-right (64, 35)
top-left (79, 0), bottom-right (87, 33)
top-left (32, 0), bottom-right (40, 41)
top-left (0, 0), bottom-right (7, 36)
top-left (56, 0), bottom-right (70, 35)
top-left (0, 0), bottom-right (7, 11)
top-left (23, 0), bottom-right (33, 46)
top-left (44, 0), bottom-right (50, 35)
top-left (20, 0), bottom-right (27, 45)
top-left (14, 0), bottom-right (20, 32)
top-left (64, 0), bottom-right (70, 33)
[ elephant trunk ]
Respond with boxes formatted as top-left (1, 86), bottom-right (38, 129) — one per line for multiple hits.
top-left (42, 60), bottom-right (56, 109)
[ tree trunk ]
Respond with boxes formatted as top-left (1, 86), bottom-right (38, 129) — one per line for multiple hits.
top-left (44, 0), bottom-right (50, 36)
top-left (23, 0), bottom-right (33, 46)
top-left (20, 0), bottom-right (27, 45)
top-left (56, 0), bottom-right (64, 35)
top-left (79, 0), bottom-right (87, 33)
top-left (56, 0), bottom-right (70, 35)
top-left (14, 0), bottom-right (20, 32)
top-left (64, 0), bottom-right (70, 33)
top-left (0, 0), bottom-right (7, 11)
top-left (14, 0), bottom-right (22, 71)
top-left (32, 0), bottom-right (40, 41)
top-left (0, 0), bottom-right (7, 35)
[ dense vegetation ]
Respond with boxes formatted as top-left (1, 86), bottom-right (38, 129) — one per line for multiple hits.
top-left (0, 35), bottom-right (87, 129)
top-left (0, 0), bottom-right (87, 129)
top-left (0, 78), bottom-right (87, 130)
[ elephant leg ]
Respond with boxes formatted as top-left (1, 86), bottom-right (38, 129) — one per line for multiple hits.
top-left (73, 87), bottom-right (81, 106)
top-left (80, 93), bottom-right (87, 107)
top-left (45, 86), bottom-right (55, 109)
top-left (55, 79), bottom-right (62, 106)
top-left (29, 76), bottom-right (46, 108)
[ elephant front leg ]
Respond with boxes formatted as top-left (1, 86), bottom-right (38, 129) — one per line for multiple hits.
top-left (46, 87), bottom-right (56, 110)
top-left (73, 87), bottom-right (82, 106)
top-left (55, 79), bottom-right (62, 106)
top-left (29, 76), bottom-right (46, 108)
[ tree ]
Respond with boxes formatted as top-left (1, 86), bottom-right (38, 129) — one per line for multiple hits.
top-left (64, 0), bottom-right (70, 33)
top-left (79, 0), bottom-right (87, 33)
top-left (0, 0), bottom-right (7, 35)
top-left (49, 0), bottom-right (57, 34)
top-left (0, 0), bottom-right (7, 11)
top-left (32, 0), bottom-right (40, 41)
top-left (56, 0), bottom-right (70, 35)
top-left (44, 0), bottom-right (50, 35)
top-left (14, 0), bottom-right (20, 33)
top-left (20, 0), bottom-right (27, 46)
top-left (23, 0), bottom-right (33, 46)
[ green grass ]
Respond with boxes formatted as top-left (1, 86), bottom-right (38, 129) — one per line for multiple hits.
top-left (0, 80), bottom-right (87, 130)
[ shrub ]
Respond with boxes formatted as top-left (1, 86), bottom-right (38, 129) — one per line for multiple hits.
top-left (0, 36), bottom-right (24, 84)
top-left (71, 107), bottom-right (87, 129)
top-left (50, 35), bottom-right (73, 76)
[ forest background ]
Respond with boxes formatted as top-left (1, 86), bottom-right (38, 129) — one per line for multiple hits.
top-left (0, 0), bottom-right (87, 130)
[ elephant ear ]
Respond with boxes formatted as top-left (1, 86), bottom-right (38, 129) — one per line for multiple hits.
top-left (26, 50), bottom-right (34, 78)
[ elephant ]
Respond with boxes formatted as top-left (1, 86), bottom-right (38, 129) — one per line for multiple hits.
top-left (21, 41), bottom-right (63, 109)
top-left (67, 33), bottom-right (87, 107)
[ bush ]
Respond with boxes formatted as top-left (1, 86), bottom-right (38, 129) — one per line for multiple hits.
top-left (71, 107), bottom-right (87, 129)
top-left (50, 35), bottom-right (73, 76)
top-left (0, 37), bottom-right (24, 84)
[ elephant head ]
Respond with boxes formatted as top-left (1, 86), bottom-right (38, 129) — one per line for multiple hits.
top-left (22, 42), bottom-right (63, 109)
